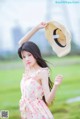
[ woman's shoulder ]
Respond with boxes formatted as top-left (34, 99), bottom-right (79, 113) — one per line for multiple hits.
top-left (38, 67), bottom-right (49, 72)
top-left (38, 67), bottom-right (50, 77)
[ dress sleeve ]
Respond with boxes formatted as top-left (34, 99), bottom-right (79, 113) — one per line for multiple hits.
top-left (40, 68), bottom-right (51, 104)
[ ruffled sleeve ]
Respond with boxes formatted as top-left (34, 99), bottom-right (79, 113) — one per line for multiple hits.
top-left (37, 67), bottom-right (50, 77)
top-left (43, 67), bottom-right (50, 77)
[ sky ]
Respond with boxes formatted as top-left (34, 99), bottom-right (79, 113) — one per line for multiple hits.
top-left (0, 0), bottom-right (47, 28)
top-left (0, 0), bottom-right (47, 50)
top-left (0, 0), bottom-right (80, 51)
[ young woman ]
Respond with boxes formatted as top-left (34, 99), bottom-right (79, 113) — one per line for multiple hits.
top-left (18, 22), bottom-right (63, 119)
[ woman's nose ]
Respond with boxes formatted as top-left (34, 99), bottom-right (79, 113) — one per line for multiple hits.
top-left (25, 55), bottom-right (29, 61)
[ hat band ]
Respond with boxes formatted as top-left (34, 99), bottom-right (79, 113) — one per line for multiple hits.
top-left (53, 28), bottom-right (66, 48)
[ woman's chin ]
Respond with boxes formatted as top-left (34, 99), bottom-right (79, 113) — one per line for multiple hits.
top-left (26, 64), bottom-right (33, 68)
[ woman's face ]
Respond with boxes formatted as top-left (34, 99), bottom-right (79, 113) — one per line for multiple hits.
top-left (21, 50), bottom-right (36, 69)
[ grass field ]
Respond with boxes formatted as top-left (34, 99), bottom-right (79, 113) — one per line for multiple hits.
top-left (0, 55), bottom-right (80, 119)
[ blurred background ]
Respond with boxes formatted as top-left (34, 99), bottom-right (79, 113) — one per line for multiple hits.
top-left (0, 0), bottom-right (80, 119)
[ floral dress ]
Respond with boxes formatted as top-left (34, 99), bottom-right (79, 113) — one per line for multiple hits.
top-left (19, 68), bottom-right (54, 119)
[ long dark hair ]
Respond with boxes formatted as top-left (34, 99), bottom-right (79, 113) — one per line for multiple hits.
top-left (18, 41), bottom-right (53, 105)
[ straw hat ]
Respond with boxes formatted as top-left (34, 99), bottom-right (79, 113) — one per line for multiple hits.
top-left (45, 21), bottom-right (71, 57)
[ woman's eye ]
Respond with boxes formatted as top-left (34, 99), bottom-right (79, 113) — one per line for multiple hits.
top-left (28, 54), bottom-right (31, 56)
top-left (22, 56), bottom-right (26, 59)
top-left (22, 53), bottom-right (32, 59)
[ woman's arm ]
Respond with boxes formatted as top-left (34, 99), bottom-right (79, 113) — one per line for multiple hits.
top-left (18, 22), bottom-right (47, 46)
top-left (41, 70), bottom-right (63, 105)
top-left (47, 75), bottom-right (63, 104)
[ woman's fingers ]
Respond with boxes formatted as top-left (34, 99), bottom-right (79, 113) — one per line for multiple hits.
top-left (36, 22), bottom-right (48, 30)
top-left (41, 22), bottom-right (47, 26)
top-left (54, 75), bottom-right (63, 85)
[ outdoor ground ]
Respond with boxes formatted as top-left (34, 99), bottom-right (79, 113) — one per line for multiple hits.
top-left (0, 55), bottom-right (80, 119)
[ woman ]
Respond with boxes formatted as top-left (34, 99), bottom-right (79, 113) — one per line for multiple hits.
top-left (18, 22), bottom-right (63, 119)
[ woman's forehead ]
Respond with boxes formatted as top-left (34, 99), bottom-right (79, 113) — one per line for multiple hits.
top-left (21, 50), bottom-right (31, 55)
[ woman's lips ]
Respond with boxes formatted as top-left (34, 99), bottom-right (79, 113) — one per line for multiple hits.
top-left (27, 61), bottom-right (31, 64)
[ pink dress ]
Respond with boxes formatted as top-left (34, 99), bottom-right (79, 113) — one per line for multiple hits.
top-left (19, 68), bottom-right (54, 119)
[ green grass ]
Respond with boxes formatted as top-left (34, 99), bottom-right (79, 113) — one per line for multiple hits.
top-left (0, 55), bottom-right (80, 119)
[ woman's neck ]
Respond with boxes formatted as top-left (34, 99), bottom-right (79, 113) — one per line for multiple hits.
top-left (25, 63), bottom-right (41, 74)
top-left (31, 64), bottom-right (41, 72)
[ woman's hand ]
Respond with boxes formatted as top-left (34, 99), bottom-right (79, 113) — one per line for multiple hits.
top-left (54, 75), bottom-right (63, 85)
top-left (36, 22), bottom-right (47, 30)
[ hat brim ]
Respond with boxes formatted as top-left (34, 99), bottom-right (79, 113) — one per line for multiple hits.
top-left (45, 21), bottom-right (71, 57)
